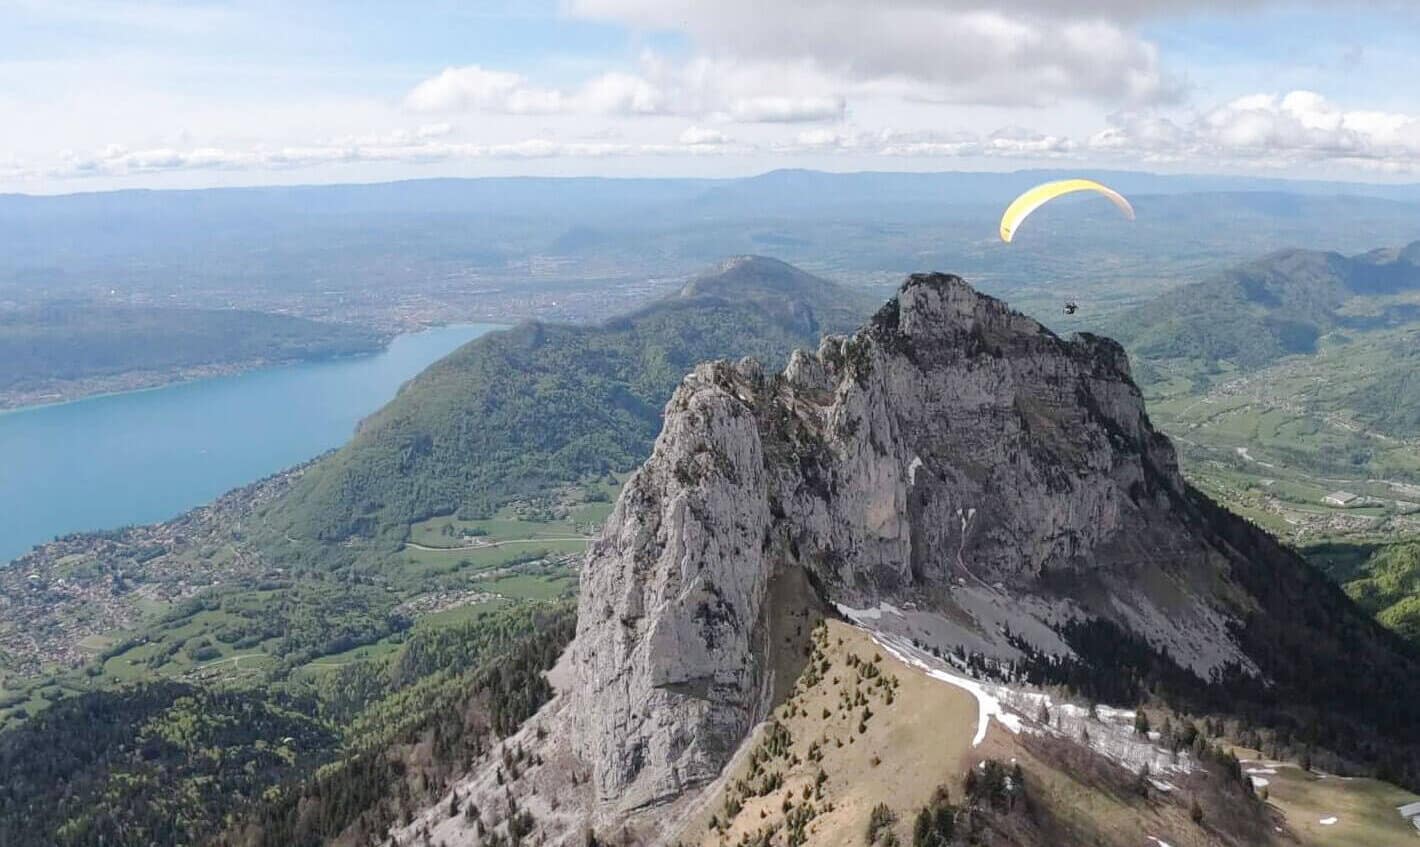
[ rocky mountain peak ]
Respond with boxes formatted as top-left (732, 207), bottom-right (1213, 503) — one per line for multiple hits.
top-left (395, 272), bottom-right (1420, 847)
top-left (568, 273), bottom-right (1233, 814)
top-left (873, 271), bottom-right (1040, 335)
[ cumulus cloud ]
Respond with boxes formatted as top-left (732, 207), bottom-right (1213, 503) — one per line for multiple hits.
top-left (678, 125), bottom-right (731, 146)
top-left (406, 64), bottom-right (675, 117)
top-left (569, 0), bottom-right (1180, 106)
top-left (771, 125), bottom-right (1073, 159)
top-left (1092, 90), bottom-right (1420, 170)
top-left (408, 0), bottom-right (1223, 131)
top-left (665, 54), bottom-right (850, 122)
top-left (27, 89), bottom-right (1420, 183)
top-left (416, 122), bottom-right (454, 139)
top-left (45, 130), bottom-right (740, 178)
top-left (727, 96), bottom-right (845, 123)
top-left (755, 89), bottom-right (1420, 171)
top-left (577, 71), bottom-right (666, 115)
top-left (405, 66), bottom-right (565, 114)
top-left (405, 57), bottom-right (846, 123)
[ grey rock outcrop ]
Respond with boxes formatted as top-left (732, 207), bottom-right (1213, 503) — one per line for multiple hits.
top-left (570, 273), bottom-right (1258, 813)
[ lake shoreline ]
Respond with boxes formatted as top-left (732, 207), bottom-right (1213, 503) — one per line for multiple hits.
top-left (0, 348), bottom-right (398, 415)
top-left (0, 460), bottom-right (314, 677)
top-left (0, 322), bottom-right (503, 563)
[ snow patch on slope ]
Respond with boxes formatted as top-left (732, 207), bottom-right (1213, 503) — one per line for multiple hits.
top-left (845, 614), bottom-right (1193, 782)
top-left (868, 628), bottom-right (1019, 747)
top-left (837, 601), bottom-right (906, 625)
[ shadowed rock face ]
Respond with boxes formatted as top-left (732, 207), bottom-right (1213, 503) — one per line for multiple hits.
top-left (570, 273), bottom-right (1265, 812)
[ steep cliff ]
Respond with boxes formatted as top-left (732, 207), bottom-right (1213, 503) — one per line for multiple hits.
top-left (569, 273), bottom-right (1264, 812)
top-left (397, 273), bottom-right (1420, 846)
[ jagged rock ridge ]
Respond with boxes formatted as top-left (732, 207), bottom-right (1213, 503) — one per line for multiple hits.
top-left (570, 273), bottom-right (1258, 812)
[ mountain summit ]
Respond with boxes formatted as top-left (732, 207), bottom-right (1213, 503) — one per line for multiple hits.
top-left (676, 255), bottom-right (846, 302)
top-left (572, 273), bottom-right (1229, 811)
top-left (397, 274), bottom-right (1420, 846)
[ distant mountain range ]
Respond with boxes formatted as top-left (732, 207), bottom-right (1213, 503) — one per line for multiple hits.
top-left (11, 168), bottom-right (1420, 221)
top-left (7, 170), bottom-right (1420, 326)
top-left (1116, 241), bottom-right (1420, 469)
top-left (1117, 241), bottom-right (1420, 373)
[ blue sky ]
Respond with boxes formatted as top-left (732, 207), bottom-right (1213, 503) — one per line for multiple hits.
top-left (4, 1), bottom-right (1420, 192)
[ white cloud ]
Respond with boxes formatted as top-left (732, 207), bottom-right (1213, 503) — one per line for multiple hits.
top-left (404, 57), bottom-right (846, 124)
top-left (416, 122), bottom-right (453, 139)
top-left (1092, 90), bottom-right (1420, 170)
top-left (727, 96), bottom-right (845, 123)
top-left (18, 79), bottom-right (1420, 186)
top-left (405, 65), bottom-right (565, 114)
top-left (678, 125), bottom-right (730, 146)
top-left (771, 125), bottom-right (1071, 159)
top-left (42, 129), bottom-right (744, 179)
top-left (577, 71), bottom-right (665, 115)
top-left (873, 129), bottom-right (980, 158)
top-left (984, 126), bottom-right (1075, 156)
top-left (783, 128), bottom-right (852, 151)
top-left (568, 0), bottom-right (1179, 107)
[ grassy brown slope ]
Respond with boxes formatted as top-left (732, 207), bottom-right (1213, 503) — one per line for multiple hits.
top-left (1005, 732), bottom-right (1275, 847)
top-left (680, 620), bottom-right (1288, 847)
top-left (1229, 748), bottom-right (1420, 847)
top-left (679, 620), bottom-right (979, 847)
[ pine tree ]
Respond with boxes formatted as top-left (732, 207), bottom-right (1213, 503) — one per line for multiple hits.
top-left (913, 809), bottom-right (932, 847)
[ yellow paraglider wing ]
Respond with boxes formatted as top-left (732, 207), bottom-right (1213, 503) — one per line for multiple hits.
top-left (998, 179), bottom-right (1135, 243)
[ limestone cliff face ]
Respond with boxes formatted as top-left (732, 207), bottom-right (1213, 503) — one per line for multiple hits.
top-left (569, 274), bottom-right (1246, 813)
top-left (571, 364), bottom-right (778, 810)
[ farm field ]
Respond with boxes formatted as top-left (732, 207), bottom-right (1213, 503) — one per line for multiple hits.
top-left (1141, 330), bottom-right (1420, 548)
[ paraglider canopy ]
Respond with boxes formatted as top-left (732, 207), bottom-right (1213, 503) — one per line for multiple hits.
top-left (998, 179), bottom-right (1134, 243)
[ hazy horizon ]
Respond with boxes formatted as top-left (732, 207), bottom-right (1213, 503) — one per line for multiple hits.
top-left (7, 2), bottom-right (1420, 194)
top-left (9, 163), bottom-right (1420, 201)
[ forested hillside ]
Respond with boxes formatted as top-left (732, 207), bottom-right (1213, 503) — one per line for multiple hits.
top-left (1310, 540), bottom-right (1420, 644)
top-left (1114, 242), bottom-right (1420, 658)
top-left (0, 304), bottom-right (383, 401)
top-left (1116, 243), bottom-right (1420, 372)
top-left (0, 682), bottom-right (336, 846)
top-left (0, 256), bottom-right (871, 843)
top-left (0, 602), bottom-right (571, 847)
top-left (264, 256), bottom-right (872, 560)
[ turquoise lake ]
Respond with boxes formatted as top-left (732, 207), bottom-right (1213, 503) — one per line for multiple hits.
top-left (0, 323), bottom-right (500, 563)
